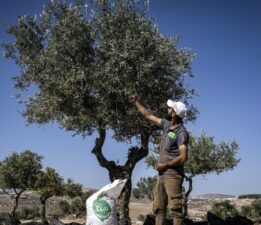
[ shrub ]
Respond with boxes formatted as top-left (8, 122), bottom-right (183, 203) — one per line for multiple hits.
top-left (241, 205), bottom-right (253, 218)
top-left (70, 197), bottom-right (85, 216)
top-left (251, 198), bottom-right (261, 219)
top-left (210, 200), bottom-right (238, 220)
top-left (59, 200), bottom-right (71, 215)
top-left (240, 198), bottom-right (261, 220)
top-left (18, 206), bottom-right (40, 220)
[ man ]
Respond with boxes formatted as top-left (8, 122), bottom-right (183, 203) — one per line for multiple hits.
top-left (129, 95), bottom-right (189, 225)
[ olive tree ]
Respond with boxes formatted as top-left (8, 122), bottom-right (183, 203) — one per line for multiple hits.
top-left (0, 150), bottom-right (42, 216)
top-left (34, 167), bottom-right (64, 220)
top-left (64, 178), bottom-right (83, 198)
top-left (2, 1), bottom-right (197, 223)
top-left (143, 132), bottom-right (240, 216)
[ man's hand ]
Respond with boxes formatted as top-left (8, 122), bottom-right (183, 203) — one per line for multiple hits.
top-left (129, 94), bottom-right (138, 104)
top-left (155, 163), bottom-right (168, 172)
top-left (129, 94), bottom-right (162, 127)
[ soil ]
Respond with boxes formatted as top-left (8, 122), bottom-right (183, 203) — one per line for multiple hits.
top-left (0, 193), bottom-right (256, 225)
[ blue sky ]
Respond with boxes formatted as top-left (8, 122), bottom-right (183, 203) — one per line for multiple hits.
top-left (0, 0), bottom-right (261, 195)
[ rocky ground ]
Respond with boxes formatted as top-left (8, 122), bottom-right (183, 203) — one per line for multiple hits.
top-left (0, 192), bottom-right (258, 224)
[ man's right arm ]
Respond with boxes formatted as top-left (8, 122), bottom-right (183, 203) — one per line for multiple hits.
top-left (129, 95), bottom-right (161, 127)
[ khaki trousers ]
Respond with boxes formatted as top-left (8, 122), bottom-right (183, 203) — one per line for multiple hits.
top-left (153, 174), bottom-right (184, 225)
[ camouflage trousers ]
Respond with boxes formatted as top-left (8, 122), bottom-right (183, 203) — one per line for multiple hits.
top-left (153, 174), bottom-right (184, 225)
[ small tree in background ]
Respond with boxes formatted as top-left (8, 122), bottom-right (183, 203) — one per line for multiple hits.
top-left (138, 132), bottom-right (240, 216)
top-left (0, 150), bottom-right (42, 217)
top-left (64, 178), bottom-right (83, 198)
top-left (132, 176), bottom-right (156, 200)
top-left (34, 167), bottom-right (64, 220)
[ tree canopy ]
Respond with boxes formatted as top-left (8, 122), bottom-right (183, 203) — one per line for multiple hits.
top-left (0, 150), bottom-right (43, 191)
top-left (64, 178), bottom-right (83, 198)
top-left (3, 0), bottom-right (197, 141)
top-left (0, 150), bottom-right (43, 216)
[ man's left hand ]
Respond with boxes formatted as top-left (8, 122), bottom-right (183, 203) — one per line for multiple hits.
top-left (155, 163), bottom-right (168, 172)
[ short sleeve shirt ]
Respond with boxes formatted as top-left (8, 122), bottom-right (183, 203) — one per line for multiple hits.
top-left (159, 118), bottom-right (189, 176)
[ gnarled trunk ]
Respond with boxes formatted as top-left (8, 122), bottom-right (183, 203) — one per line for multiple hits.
top-left (40, 198), bottom-right (48, 221)
top-left (12, 189), bottom-right (24, 217)
top-left (92, 126), bottom-right (150, 225)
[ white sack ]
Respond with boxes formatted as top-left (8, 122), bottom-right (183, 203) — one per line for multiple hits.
top-left (86, 179), bottom-right (127, 225)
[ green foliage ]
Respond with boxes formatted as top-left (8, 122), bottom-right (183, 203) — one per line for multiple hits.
top-left (132, 176), bottom-right (156, 200)
top-left (239, 198), bottom-right (261, 220)
top-left (251, 198), bottom-right (261, 218)
top-left (59, 191), bottom-right (93, 216)
top-left (0, 150), bottom-right (43, 191)
top-left (34, 167), bottom-right (64, 200)
top-left (3, 0), bottom-right (197, 141)
top-left (210, 200), bottom-right (238, 220)
top-left (132, 188), bottom-right (142, 199)
top-left (70, 197), bottom-right (85, 216)
top-left (17, 206), bottom-right (40, 220)
top-left (238, 194), bottom-right (261, 199)
top-left (64, 178), bottom-right (83, 198)
top-left (185, 132), bottom-right (240, 176)
top-left (59, 200), bottom-right (71, 215)
top-left (145, 132), bottom-right (240, 177)
top-left (241, 205), bottom-right (253, 219)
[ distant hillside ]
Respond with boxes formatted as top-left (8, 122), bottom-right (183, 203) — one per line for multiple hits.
top-left (238, 194), bottom-right (261, 199)
top-left (191, 193), bottom-right (236, 199)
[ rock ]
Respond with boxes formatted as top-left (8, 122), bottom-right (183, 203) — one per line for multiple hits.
top-left (143, 214), bottom-right (155, 225)
top-left (225, 215), bottom-right (253, 225)
top-left (49, 220), bottom-right (64, 225)
top-left (207, 212), bottom-right (226, 225)
top-left (143, 214), bottom-right (199, 225)
top-left (142, 215), bottom-right (173, 225)
top-left (0, 213), bottom-right (11, 221)
top-left (184, 218), bottom-right (196, 225)
top-left (22, 221), bottom-right (49, 225)
top-left (65, 223), bottom-right (83, 225)
top-left (1, 217), bottom-right (21, 225)
top-left (0, 212), bottom-right (21, 225)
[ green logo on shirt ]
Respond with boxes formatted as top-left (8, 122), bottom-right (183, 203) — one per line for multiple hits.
top-left (168, 131), bottom-right (176, 139)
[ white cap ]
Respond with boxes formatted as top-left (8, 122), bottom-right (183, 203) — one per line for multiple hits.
top-left (167, 100), bottom-right (187, 118)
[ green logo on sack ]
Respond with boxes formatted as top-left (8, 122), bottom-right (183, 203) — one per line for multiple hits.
top-left (93, 196), bottom-right (111, 221)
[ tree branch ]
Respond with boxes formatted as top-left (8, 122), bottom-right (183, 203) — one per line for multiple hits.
top-left (125, 129), bottom-right (151, 171)
top-left (91, 124), bottom-right (116, 171)
top-left (185, 174), bottom-right (195, 199)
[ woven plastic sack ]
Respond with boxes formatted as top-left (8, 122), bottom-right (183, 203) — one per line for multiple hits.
top-left (86, 179), bottom-right (127, 225)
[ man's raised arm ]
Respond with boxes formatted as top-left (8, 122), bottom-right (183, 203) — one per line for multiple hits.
top-left (129, 95), bottom-right (161, 127)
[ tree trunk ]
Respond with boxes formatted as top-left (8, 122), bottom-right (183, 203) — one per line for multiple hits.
top-left (116, 177), bottom-right (132, 225)
top-left (12, 189), bottom-right (24, 217)
top-left (183, 175), bottom-right (194, 217)
top-left (92, 126), bottom-right (150, 225)
top-left (40, 198), bottom-right (47, 221)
